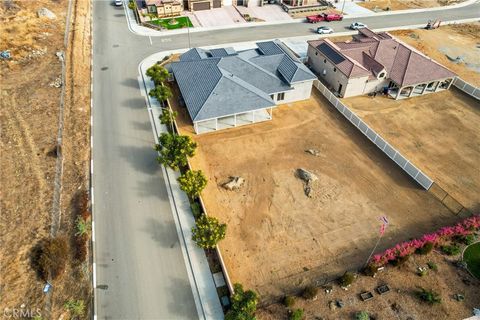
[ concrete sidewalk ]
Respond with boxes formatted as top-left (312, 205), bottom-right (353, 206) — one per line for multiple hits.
top-left (139, 57), bottom-right (225, 320)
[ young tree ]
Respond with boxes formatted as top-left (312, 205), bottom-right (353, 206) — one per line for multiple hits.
top-left (155, 133), bottom-right (196, 170)
top-left (178, 170), bottom-right (207, 199)
top-left (225, 283), bottom-right (258, 320)
top-left (191, 215), bottom-right (227, 249)
top-left (149, 84), bottom-right (172, 102)
top-left (146, 64), bottom-right (169, 85)
top-left (159, 107), bottom-right (177, 132)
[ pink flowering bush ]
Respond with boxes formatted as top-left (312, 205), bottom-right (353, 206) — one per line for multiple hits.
top-left (370, 215), bottom-right (479, 268)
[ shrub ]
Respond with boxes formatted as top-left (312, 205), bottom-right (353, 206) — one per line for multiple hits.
top-left (31, 236), bottom-right (68, 281)
top-left (427, 261), bottom-right (438, 271)
top-left (362, 264), bottom-right (378, 277)
top-left (190, 202), bottom-right (203, 219)
top-left (355, 311), bottom-right (370, 320)
top-left (191, 215), bottom-right (227, 249)
top-left (441, 244), bottom-right (461, 256)
top-left (64, 299), bottom-right (85, 318)
top-left (415, 287), bottom-right (441, 304)
top-left (146, 64), bottom-right (169, 85)
top-left (302, 285), bottom-right (318, 300)
top-left (339, 272), bottom-right (355, 287)
top-left (159, 108), bottom-right (177, 131)
top-left (75, 216), bottom-right (90, 236)
top-left (178, 170), bottom-right (208, 199)
top-left (283, 295), bottom-right (296, 308)
top-left (149, 84), bottom-right (172, 102)
top-left (128, 0), bottom-right (136, 10)
top-left (225, 283), bottom-right (258, 320)
top-left (75, 234), bottom-right (88, 262)
top-left (391, 254), bottom-right (410, 266)
top-left (415, 242), bottom-right (434, 255)
top-left (454, 234), bottom-right (476, 245)
top-left (289, 308), bottom-right (304, 320)
top-left (155, 133), bottom-right (197, 170)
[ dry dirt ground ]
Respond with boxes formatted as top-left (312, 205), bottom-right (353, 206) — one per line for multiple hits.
top-left (343, 88), bottom-right (480, 213)
top-left (0, 0), bottom-right (91, 318)
top-left (391, 24), bottom-right (480, 86)
top-left (358, 0), bottom-right (464, 11)
top-left (173, 88), bottom-right (460, 300)
top-left (257, 246), bottom-right (480, 320)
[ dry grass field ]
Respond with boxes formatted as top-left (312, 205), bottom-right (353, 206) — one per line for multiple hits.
top-left (344, 88), bottom-right (480, 213)
top-left (0, 0), bottom-right (91, 318)
top-left (173, 89), bottom-right (459, 300)
top-left (358, 0), bottom-right (464, 11)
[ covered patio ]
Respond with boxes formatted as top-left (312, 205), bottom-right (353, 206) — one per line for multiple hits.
top-left (194, 108), bottom-right (273, 134)
top-left (389, 77), bottom-right (455, 100)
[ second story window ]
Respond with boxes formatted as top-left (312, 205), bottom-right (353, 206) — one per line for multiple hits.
top-left (277, 92), bottom-right (285, 101)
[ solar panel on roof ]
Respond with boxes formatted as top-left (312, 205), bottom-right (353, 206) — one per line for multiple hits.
top-left (318, 43), bottom-right (345, 65)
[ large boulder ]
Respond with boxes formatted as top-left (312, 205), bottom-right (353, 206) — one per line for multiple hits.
top-left (296, 168), bottom-right (318, 183)
top-left (222, 176), bottom-right (245, 191)
top-left (37, 8), bottom-right (56, 19)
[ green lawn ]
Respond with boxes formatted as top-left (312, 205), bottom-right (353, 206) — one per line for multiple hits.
top-left (463, 242), bottom-right (480, 279)
top-left (150, 16), bottom-right (193, 30)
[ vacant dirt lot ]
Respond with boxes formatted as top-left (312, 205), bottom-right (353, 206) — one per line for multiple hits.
top-left (344, 89), bottom-right (480, 213)
top-left (391, 24), bottom-right (480, 86)
top-left (1, 0), bottom-right (91, 317)
top-left (174, 89), bottom-right (458, 299)
top-left (257, 244), bottom-right (480, 320)
top-left (358, 0), bottom-right (464, 11)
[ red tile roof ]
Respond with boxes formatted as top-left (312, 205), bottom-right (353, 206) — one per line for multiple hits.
top-left (308, 29), bottom-right (456, 86)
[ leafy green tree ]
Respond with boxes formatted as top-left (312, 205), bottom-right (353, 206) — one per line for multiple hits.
top-left (178, 170), bottom-right (207, 199)
top-left (159, 107), bottom-right (177, 132)
top-left (191, 215), bottom-right (227, 249)
top-left (155, 133), bottom-right (196, 170)
top-left (225, 283), bottom-right (258, 320)
top-left (146, 64), bottom-right (169, 85)
top-left (149, 84), bottom-right (172, 102)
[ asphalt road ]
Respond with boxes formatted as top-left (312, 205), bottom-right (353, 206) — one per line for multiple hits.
top-left (92, 1), bottom-right (479, 319)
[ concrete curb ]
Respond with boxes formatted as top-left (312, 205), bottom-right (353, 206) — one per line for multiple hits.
top-left (138, 57), bottom-right (224, 320)
top-left (122, 0), bottom-right (479, 37)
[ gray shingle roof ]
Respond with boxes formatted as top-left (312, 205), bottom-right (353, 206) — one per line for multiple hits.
top-left (179, 48), bottom-right (209, 61)
top-left (172, 41), bottom-right (316, 122)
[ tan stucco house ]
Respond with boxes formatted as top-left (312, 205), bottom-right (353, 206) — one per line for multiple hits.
top-left (144, 0), bottom-right (183, 18)
top-left (307, 28), bottom-right (457, 99)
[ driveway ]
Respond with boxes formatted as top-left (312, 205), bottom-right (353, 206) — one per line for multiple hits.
top-left (194, 6), bottom-right (246, 27)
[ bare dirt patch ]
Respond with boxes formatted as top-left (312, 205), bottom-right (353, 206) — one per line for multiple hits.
top-left (358, 0), bottom-right (464, 11)
top-left (257, 248), bottom-right (480, 319)
top-left (391, 24), bottom-right (480, 86)
top-left (343, 88), bottom-right (480, 212)
top-left (0, 0), bottom-right (91, 317)
top-left (173, 88), bottom-right (458, 300)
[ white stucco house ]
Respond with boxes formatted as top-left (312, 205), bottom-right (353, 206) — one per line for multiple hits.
top-left (307, 28), bottom-right (457, 99)
top-left (170, 41), bottom-right (316, 134)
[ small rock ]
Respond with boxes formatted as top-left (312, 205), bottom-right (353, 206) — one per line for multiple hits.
top-left (37, 7), bottom-right (56, 19)
top-left (305, 149), bottom-right (320, 157)
top-left (56, 51), bottom-right (64, 62)
top-left (454, 293), bottom-right (465, 302)
top-left (336, 300), bottom-right (344, 308)
top-left (223, 176), bottom-right (245, 191)
top-left (297, 168), bottom-right (318, 183)
top-left (328, 300), bottom-right (336, 311)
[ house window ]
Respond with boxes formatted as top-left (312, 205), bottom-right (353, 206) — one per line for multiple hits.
top-left (333, 67), bottom-right (336, 72)
top-left (277, 92), bottom-right (285, 101)
top-left (315, 51), bottom-right (318, 56)
top-left (378, 72), bottom-right (385, 78)
top-left (270, 94), bottom-right (274, 100)
top-left (324, 59), bottom-right (327, 63)
top-left (148, 5), bottom-right (157, 13)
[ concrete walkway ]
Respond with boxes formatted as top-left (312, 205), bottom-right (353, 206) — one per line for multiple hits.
top-left (139, 56), bottom-right (225, 320)
top-left (331, 0), bottom-right (374, 15)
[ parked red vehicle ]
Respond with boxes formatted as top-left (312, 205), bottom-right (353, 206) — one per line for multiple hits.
top-left (306, 13), bottom-right (343, 23)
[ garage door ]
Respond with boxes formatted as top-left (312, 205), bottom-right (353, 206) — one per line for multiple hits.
top-left (213, 0), bottom-right (221, 7)
top-left (192, 1), bottom-right (210, 10)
